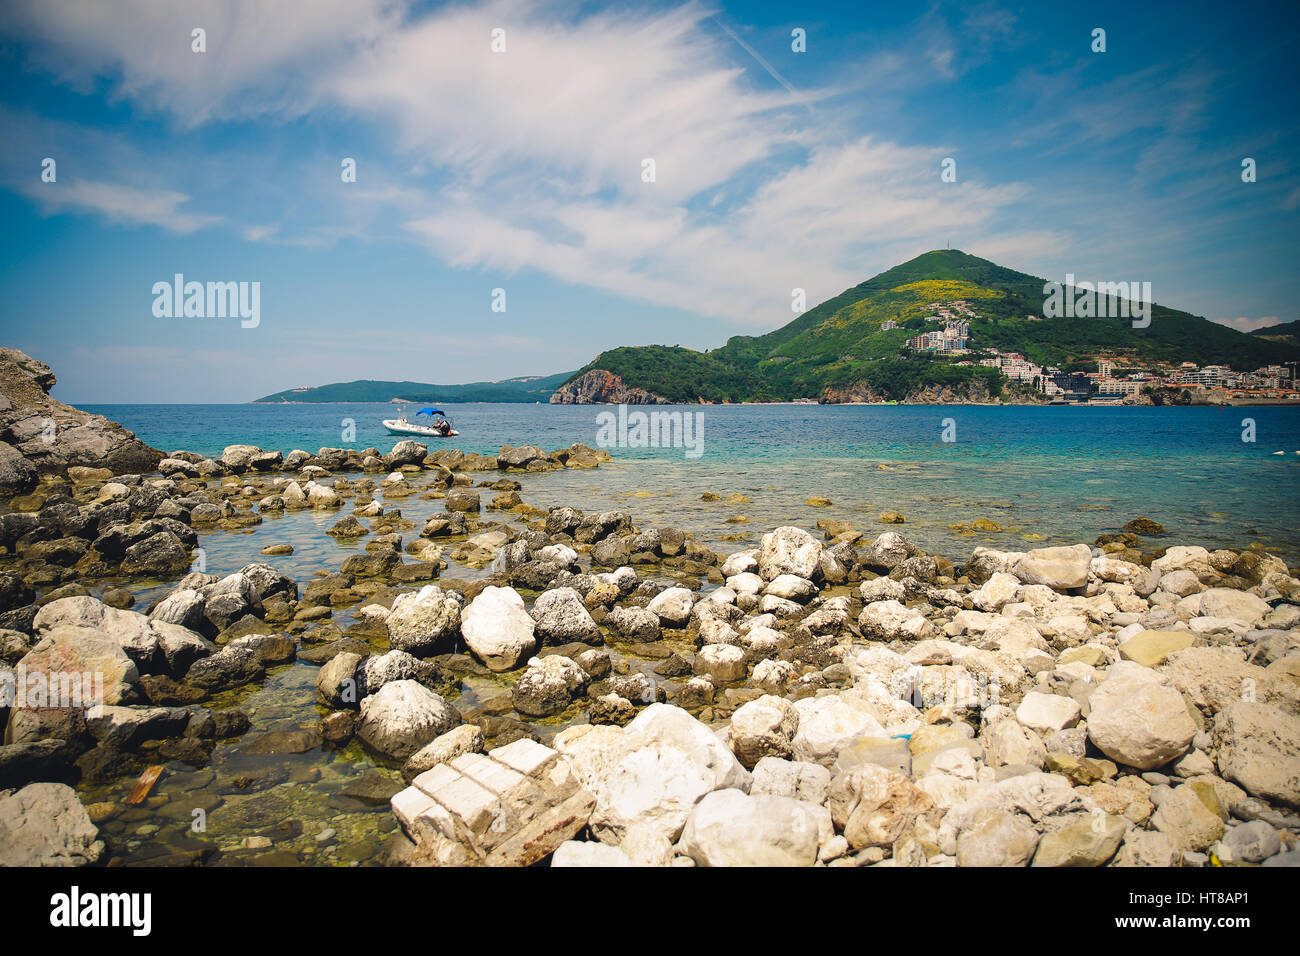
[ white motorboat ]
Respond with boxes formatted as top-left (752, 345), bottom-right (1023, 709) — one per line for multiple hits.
top-left (383, 406), bottom-right (459, 438)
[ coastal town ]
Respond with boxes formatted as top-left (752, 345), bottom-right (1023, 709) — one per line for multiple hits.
top-left (899, 300), bottom-right (1300, 405)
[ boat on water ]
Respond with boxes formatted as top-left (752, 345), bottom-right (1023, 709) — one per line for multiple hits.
top-left (383, 406), bottom-right (459, 438)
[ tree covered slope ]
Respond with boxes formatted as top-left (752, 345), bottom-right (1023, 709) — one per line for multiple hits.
top-left (558, 250), bottom-right (1300, 402)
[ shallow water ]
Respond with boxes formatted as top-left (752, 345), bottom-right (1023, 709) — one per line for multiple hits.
top-left (89, 402), bottom-right (1300, 561)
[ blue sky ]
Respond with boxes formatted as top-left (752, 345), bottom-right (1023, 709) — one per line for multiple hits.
top-left (0, 0), bottom-right (1297, 402)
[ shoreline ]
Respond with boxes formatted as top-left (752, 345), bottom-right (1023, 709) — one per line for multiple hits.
top-left (2, 431), bottom-right (1299, 868)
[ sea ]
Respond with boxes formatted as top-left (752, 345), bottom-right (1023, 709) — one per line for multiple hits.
top-left (88, 401), bottom-right (1300, 564)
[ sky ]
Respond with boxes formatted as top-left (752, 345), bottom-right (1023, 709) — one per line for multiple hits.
top-left (0, 0), bottom-right (1297, 403)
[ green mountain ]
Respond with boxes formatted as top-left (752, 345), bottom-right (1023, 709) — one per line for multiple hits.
top-left (558, 250), bottom-right (1300, 402)
top-left (253, 371), bottom-right (573, 404)
top-left (1250, 319), bottom-right (1300, 346)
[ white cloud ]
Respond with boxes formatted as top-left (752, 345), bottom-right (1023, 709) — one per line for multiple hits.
top-left (2, 0), bottom-right (1048, 331)
top-left (1, 0), bottom-right (397, 123)
top-left (1214, 316), bottom-right (1282, 333)
top-left (407, 136), bottom-right (1032, 326)
top-left (326, 0), bottom-right (805, 203)
top-left (23, 178), bottom-right (221, 232)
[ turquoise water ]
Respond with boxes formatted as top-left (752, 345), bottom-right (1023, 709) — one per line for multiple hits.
top-left (87, 402), bottom-right (1300, 562)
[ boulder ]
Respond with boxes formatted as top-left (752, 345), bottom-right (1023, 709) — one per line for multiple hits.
top-left (554, 703), bottom-right (750, 843)
top-left (1119, 630), bottom-right (1195, 667)
top-left (1012, 544), bottom-right (1092, 591)
top-left (1015, 692), bottom-right (1081, 736)
top-left (679, 789), bottom-right (822, 866)
top-left (1031, 814), bottom-right (1125, 866)
top-left (15, 625), bottom-right (140, 707)
top-left (385, 586), bottom-right (461, 656)
top-left (729, 695), bottom-right (799, 768)
top-left (791, 695), bottom-right (887, 766)
top-left (357, 680), bottom-right (460, 760)
top-left (646, 587), bottom-right (694, 627)
top-left (0, 782), bottom-right (104, 865)
top-left (530, 588), bottom-right (600, 644)
top-left (1087, 661), bottom-right (1196, 770)
top-left (460, 586), bottom-right (536, 672)
top-left (693, 644), bottom-right (747, 684)
top-left (1151, 783), bottom-right (1225, 852)
top-left (858, 600), bottom-right (934, 641)
top-left (758, 526), bottom-right (822, 581)
top-left (315, 651), bottom-right (361, 708)
top-left (551, 841), bottom-right (633, 867)
top-left (512, 656), bottom-right (589, 717)
top-left (0, 348), bottom-right (162, 480)
top-left (1213, 702), bottom-right (1300, 807)
top-left (828, 763), bottom-right (934, 849)
top-left (955, 808), bottom-right (1039, 867)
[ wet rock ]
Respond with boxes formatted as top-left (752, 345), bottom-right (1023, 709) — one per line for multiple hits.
top-left (589, 693), bottom-right (636, 726)
top-left (315, 651), bottom-right (361, 708)
top-left (320, 710), bottom-right (358, 747)
top-left (327, 515), bottom-right (368, 538)
top-left (385, 585), bottom-right (462, 656)
top-left (445, 488), bottom-right (481, 513)
top-left (530, 588), bottom-right (600, 645)
top-left (512, 655), bottom-right (589, 717)
top-left (240, 727), bottom-right (322, 755)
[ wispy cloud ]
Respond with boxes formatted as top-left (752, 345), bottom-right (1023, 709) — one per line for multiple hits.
top-left (22, 178), bottom-right (222, 232)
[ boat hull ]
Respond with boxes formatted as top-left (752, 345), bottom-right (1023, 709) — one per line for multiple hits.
top-left (383, 420), bottom-right (459, 438)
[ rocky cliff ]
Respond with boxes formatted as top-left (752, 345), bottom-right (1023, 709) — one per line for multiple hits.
top-left (550, 369), bottom-right (669, 405)
top-left (0, 348), bottom-right (162, 495)
top-left (819, 379), bottom-right (1005, 404)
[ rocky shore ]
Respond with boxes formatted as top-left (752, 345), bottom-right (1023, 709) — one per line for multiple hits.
top-left (0, 348), bottom-right (162, 495)
top-left (1, 356), bottom-right (1298, 867)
